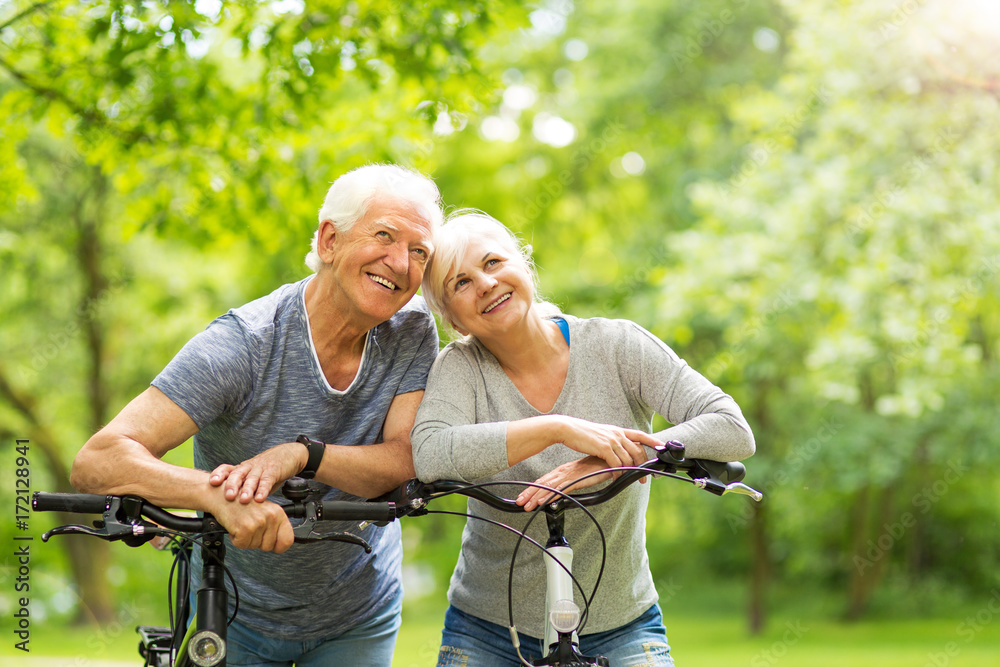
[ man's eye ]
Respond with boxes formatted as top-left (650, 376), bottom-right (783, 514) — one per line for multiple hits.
top-left (413, 248), bottom-right (428, 259)
top-left (376, 231), bottom-right (391, 240)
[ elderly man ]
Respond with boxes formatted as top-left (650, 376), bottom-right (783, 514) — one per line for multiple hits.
top-left (71, 164), bottom-right (442, 665)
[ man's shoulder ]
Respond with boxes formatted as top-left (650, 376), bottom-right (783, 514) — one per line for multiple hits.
top-left (220, 279), bottom-right (306, 334)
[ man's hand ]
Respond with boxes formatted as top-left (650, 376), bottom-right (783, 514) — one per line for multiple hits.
top-left (210, 488), bottom-right (295, 552)
top-left (209, 443), bottom-right (308, 504)
top-left (515, 455), bottom-right (648, 512)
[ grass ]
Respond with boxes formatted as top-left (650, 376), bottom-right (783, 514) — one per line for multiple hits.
top-left (6, 593), bottom-right (1000, 666)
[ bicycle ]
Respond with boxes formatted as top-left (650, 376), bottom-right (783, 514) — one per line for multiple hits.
top-left (383, 440), bottom-right (763, 666)
top-left (33, 440), bottom-right (761, 667)
top-left (32, 477), bottom-right (403, 667)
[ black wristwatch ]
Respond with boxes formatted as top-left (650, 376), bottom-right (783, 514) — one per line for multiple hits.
top-left (295, 435), bottom-right (326, 480)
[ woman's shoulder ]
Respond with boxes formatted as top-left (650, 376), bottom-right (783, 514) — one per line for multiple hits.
top-left (563, 314), bottom-right (650, 341)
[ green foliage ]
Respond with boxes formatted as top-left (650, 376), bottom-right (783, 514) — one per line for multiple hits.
top-left (3, 0), bottom-right (999, 637)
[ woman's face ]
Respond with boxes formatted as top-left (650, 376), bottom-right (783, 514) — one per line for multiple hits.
top-left (443, 236), bottom-right (534, 340)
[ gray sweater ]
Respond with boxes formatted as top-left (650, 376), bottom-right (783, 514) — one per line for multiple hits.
top-left (411, 315), bottom-right (755, 637)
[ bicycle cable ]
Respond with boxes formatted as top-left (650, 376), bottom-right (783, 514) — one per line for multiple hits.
top-left (412, 478), bottom-right (602, 667)
top-left (154, 529), bottom-right (242, 628)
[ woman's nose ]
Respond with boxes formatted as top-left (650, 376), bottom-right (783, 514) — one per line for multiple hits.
top-left (476, 273), bottom-right (498, 295)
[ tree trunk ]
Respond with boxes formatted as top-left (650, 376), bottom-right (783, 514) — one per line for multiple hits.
top-left (66, 166), bottom-right (116, 625)
top-left (845, 483), bottom-right (897, 620)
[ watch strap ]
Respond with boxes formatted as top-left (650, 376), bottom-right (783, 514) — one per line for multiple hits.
top-left (295, 435), bottom-right (325, 480)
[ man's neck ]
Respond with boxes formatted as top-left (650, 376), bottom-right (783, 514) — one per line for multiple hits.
top-left (303, 275), bottom-right (373, 390)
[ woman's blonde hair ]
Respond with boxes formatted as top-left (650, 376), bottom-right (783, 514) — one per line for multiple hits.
top-left (422, 209), bottom-right (560, 333)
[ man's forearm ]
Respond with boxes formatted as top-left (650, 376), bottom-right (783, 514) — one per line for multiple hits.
top-left (72, 436), bottom-right (218, 511)
top-left (313, 438), bottom-right (416, 498)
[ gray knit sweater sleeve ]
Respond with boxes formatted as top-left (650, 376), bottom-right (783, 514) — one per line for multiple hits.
top-left (619, 320), bottom-right (756, 461)
top-left (411, 341), bottom-right (511, 482)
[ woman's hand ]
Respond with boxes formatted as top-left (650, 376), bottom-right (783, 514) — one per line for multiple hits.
top-left (209, 442), bottom-right (307, 504)
top-left (517, 455), bottom-right (636, 512)
top-left (554, 416), bottom-right (656, 472)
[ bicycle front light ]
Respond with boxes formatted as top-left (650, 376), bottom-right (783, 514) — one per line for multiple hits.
top-left (188, 629), bottom-right (226, 666)
top-left (549, 598), bottom-right (581, 634)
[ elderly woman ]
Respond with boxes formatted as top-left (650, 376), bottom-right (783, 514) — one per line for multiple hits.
top-left (411, 211), bottom-right (755, 666)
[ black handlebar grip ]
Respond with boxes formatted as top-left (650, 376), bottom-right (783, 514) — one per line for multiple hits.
top-left (33, 492), bottom-right (109, 514)
top-left (320, 500), bottom-right (397, 522)
top-left (694, 460), bottom-right (746, 484)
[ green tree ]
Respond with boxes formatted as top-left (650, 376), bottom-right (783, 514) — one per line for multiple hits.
top-left (0, 0), bottom-right (530, 624)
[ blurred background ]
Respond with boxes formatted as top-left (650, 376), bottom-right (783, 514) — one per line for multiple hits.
top-left (1, 0), bottom-right (998, 664)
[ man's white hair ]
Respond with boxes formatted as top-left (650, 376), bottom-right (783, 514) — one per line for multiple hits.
top-left (305, 164), bottom-right (444, 272)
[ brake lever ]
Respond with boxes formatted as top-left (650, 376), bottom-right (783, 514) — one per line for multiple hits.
top-left (293, 531), bottom-right (373, 553)
top-left (724, 482), bottom-right (763, 502)
top-left (290, 497), bottom-right (374, 552)
top-left (40, 496), bottom-right (161, 545)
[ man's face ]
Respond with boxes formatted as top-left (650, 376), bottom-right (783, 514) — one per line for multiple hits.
top-left (321, 195), bottom-right (434, 327)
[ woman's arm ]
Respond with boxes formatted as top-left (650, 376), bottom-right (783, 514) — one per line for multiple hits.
top-left (411, 348), bottom-right (652, 482)
top-left (626, 322), bottom-right (755, 461)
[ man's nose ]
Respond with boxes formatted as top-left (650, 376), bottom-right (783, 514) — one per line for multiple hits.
top-left (384, 242), bottom-right (409, 274)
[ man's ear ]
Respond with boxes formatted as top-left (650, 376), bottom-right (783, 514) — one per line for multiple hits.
top-left (316, 219), bottom-right (338, 263)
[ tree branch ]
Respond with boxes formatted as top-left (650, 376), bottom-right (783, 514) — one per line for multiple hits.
top-left (0, 0), bottom-right (56, 32)
top-left (0, 55), bottom-right (152, 144)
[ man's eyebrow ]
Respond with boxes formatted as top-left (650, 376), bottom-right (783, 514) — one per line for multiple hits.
top-left (372, 219), bottom-right (400, 233)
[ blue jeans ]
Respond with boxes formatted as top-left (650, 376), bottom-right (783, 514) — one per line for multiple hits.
top-left (437, 603), bottom-right (674, 666)
top-left (221, 589), bottom-right (402, 666)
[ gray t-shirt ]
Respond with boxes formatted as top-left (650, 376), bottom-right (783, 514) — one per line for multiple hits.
top-left (411, 315), bottom-right (755, 637)
top-left (153, 276), bottom-right (438, 639)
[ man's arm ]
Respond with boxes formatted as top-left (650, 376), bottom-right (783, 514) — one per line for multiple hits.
top-left (71, 386), bottom-right (294, 552)
top-left (213, 389), bottom-right (424, 503)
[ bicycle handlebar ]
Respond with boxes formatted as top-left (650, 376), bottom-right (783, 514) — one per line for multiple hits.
top-left (384, 443), bottom-right (762, 515)
top-left (34, 444), bottom-right (761, 546)
top-left (33, 481), bottom-right (403, 552)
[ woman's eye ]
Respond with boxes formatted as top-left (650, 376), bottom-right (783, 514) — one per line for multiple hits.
top-left (454, 278), bottom-right (469, 290)
top-left (485, 258), bottom-right (500, 268)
